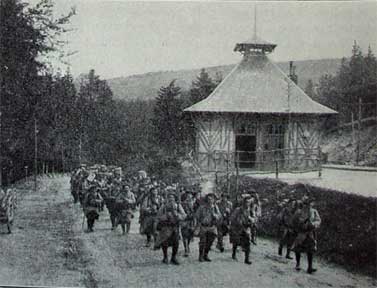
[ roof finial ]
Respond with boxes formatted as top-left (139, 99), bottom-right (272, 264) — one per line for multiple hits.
top-left (254, 4), bottom-right (257, 39)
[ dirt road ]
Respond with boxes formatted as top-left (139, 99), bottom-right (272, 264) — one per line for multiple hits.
top-left (0, 176), bottom-right (375, 288)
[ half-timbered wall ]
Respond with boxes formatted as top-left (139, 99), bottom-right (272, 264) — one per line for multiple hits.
top-left (192, 113), bottom-right (322, 172)
top-left (193, 114), bottom-right (235, 172)
top-left (286, 116), bottom-right (322, 170)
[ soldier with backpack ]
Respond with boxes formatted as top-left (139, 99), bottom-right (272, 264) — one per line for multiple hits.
top-left (83, 185), bottom-right (103, 232)
top-left (154, 192), bottom-right (186, 265)
top-left (114, 184), bottom-right (136, 234)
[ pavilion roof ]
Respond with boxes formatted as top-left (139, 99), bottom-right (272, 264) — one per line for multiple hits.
top-left (184, 54), bottom-right (337, 115)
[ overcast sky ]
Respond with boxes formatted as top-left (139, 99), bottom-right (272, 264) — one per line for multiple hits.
top-left (34, 0), bottom-right (377, 79)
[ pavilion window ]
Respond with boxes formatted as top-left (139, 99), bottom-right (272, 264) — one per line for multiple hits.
top-left (267, 123), bottom-right (285, 150)
top-left (235, 120), bottom-right (256, 135)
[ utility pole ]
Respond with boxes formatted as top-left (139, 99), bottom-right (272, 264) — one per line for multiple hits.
top-left (0, 4), bottom-right (2, 188)
top-left (356, 96), bottom-right (362, 165)
top-left (0, 79), bottom-right (2, 188)
top-left (34, 115), bottom-right (38, 191)
top-left (79, 114), bottom-right (82, 166)
top-left (351, 112), bottom-right (355, 163)
top-left (61, 147), bottom-right (65, 173)
top-left (0, 52), bottom-right (2, 188)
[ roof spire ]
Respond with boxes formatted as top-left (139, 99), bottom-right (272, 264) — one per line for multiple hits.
top-left (234, 6), bottom-right (277, 55)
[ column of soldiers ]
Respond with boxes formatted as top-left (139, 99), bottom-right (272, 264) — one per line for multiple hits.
top-left (277, 195), bottom-right (321, 274)
top-left (70, 166), bottom-right (321, 273)
top-left (70, 164), bottom-right (136, 234)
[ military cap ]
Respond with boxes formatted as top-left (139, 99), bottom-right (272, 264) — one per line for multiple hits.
top-left (301, 195), bottom-right (310, 204)
top-left (248, 188), bottom-right (256, 194)
top-left (88, 185), bottom-right (97, 192)
top-left (138, 170), bottom-right (147, 179)
top-left (181, 191), bottom-right (193, 201)
top-left (167, 191), bottom-right (177, 198)
top-left (149, 186), bottom-right (157, 193)
top-left (204, 193), bottom-right (216, 201)
top-left (114, 167), bottom-right (122, 173)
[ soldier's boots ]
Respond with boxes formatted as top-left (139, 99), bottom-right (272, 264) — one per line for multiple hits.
top-left (232, 246), bottom-right (238, 261)
top-left (199, 245), bottom-right (205, 262)
top-left (110, 215), bottom-right (116, 230)
top-left (286, 249), bottom-right (293, 259)
top-left (203, 248), bottom-right (212, 262)
top-left (162, 247), bottom-right (169, 264)
top-left (307, 268), bottom-right (317, 274)
top-left (244, 250), bottom-right (252, 265)
top-left (295, 252), bottom-right (301, 271)
top-left (183, 242), bottom-right (189, 257)
top-left (278, 245), bottom-right (283, 256)
top-left (170, 256), bottom-right (180, 265)
top-left (87, 219), bottom-right (94, 232)
top-left (307, 252), bottom-right (317, 274)
top-left (216, 241), bottom-right (225, 253)
top-left (170, 245), bottom-right (180, 265)
top-left (146, 235), bottom-right (152, 247)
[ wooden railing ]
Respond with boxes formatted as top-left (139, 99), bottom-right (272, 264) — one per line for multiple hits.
top-left (195, 147), bottom-right (322, 178)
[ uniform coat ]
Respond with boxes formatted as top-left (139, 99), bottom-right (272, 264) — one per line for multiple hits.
top-left (291, 207), bottom-right (321, 253)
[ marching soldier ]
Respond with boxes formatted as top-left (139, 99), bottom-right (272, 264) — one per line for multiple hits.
top-left (78, 170), bottom-right (90, 205)
top-left (195, 193), bottom-right (221, 262)
top-left (70, 169), bottom-right (80, 203)
top-left (112, 167), bottom-right (123, 186)
top-left (216, 193), bottom-right (233, 252)
top-left (114, 184), bottom-right (136, 234)
top-left (140, 186), bottom-right (164, 247)
top-left (291, 197), bottom-right (321, 274)
top-left (250, 193), bottom-right (262, 245)
top-left (154, 192), bottom-right (186, 265)
top-left (229, 194), bottom-right (255, 265)
top-left (96, 173), bottom-right (118, 230)
top-left (136, 177), bottom-right (151, 207)
top-left (277, 199), bottom-right (297, 259)
top-left (181, 191), bottom-right (196, 257)
top-left (83, 185), bottom-right (103, 232)
top-left (108, 182), bottom-right (122, 230)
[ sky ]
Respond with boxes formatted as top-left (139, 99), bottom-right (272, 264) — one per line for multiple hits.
top-left (30, 0), bottom-right (377, 79)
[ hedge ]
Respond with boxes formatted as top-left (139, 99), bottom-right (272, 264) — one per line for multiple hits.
top-left (217, 175), bottom-right (377, 277)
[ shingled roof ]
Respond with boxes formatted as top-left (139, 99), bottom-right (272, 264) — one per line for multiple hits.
top-left (184, 54), bottom-right (337, 115)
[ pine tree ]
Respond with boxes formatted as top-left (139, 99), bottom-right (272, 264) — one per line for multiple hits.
top-left (152, 80), bottom-right (183, 155)
top-left (304, 79), bottom-right (316, 99)
top-left (77, 69), bottom-right (118, 164)
top-left (363, 46), bottom-right (377, 118)
top-left (190, 68), bottom-right (216, 104)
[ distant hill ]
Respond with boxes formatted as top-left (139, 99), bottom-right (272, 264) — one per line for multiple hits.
top-left (104, 58), bottom-right (342, 101)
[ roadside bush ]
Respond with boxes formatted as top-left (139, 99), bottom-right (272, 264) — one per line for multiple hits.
top-left (218, 175), bottom-right (377, 277)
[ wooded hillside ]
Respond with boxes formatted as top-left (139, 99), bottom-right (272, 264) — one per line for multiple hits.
top-left (104, 58), bottom-right (342, 101)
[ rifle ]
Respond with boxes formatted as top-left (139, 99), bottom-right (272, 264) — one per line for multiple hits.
top-left (176, 183), bottom-right (181, 205)
top-left (82, 211), bottom-right (86, 231)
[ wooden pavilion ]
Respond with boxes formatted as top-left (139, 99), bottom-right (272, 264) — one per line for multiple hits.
top-left (184, 35), bottom-right (337, 173)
